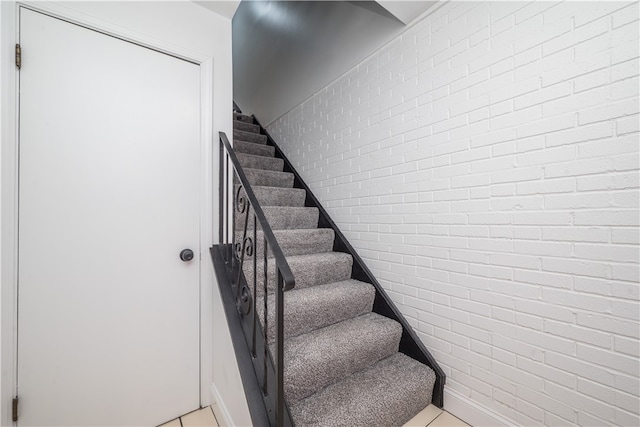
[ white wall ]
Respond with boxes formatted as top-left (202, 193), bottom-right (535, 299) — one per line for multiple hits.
top-left (268, 1), bottom-right (639, 426)
top-left (0, 1), bottom-right (250, 425)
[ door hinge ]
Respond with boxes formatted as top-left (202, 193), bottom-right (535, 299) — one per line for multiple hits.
top-left (12, 396), bottom-right (18, 422)
top-left (15, 44), bottom-right (21, 69)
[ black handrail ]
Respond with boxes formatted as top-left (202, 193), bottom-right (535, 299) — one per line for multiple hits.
top-left (218, 131), bottom-right (294, 427)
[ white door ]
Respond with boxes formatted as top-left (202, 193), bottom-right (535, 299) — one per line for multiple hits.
top-left (18, 8), bottom-right (201, 426)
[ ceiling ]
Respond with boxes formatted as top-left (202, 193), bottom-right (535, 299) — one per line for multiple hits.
top-left (193, 0), bottom-right (242, 19)
top-left (232, 1), bottom-right (438, 124)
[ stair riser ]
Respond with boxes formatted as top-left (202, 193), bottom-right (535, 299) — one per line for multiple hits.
top-left (235, 129), bottom-right (267, 144)
top-left (236, 185), bottom-right (307, 207)
top-left (237, 153), bottom-right (284, 172)
top-left (243, 253), bottom-right (353, 293)
top-left (234, 120), bottom-right (260, 133)
top-left (234, 206), bottom-right (319, 231)
top-left (234, 229), bottom-right (335, 259)
top-left (233, 113), bottom-right (253, 123)
top-left (235, 169), bottom-right (294, 188)
top-left (234, 140), bottom-right (276, 157)
top-left (258, 280), bottom-right (376, 342)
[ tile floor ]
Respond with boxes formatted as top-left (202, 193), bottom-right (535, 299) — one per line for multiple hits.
top-left (159, 404), bottom-right (221, 427)
top-left (159, 403), bottom-right (471, 427)
top-left (403, 405), bottom-right (471, 427)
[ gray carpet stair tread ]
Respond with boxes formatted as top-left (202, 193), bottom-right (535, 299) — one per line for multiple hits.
top-left (239, 168), bottom-right (294, 188)
top-left (259, 279), bottom-right (376, 342)
top-left (248, 186), bottom-right (307, 207)
top-left (234, 140), bottom-right (275, 157)
top-left (244, 251), bottom-right (353, 292)
top-left (273, 228), bottom-right (335, 257)
top-left (290, 352), bottom-right (436, 427)
top-left (235, 129), bottom-right (267, 144)
top-left (234, 206), bottom-right (319, 231)
top-left (285, 252), bottom-right (353, 289)
top-left (284, 312), bottom-right (402, 404)
top-left (265, 206), bottom-right (320, 230)
top-left (237, 152), bottom-right (284, 171)
top-left (233, 120), bottom-right (260, 133)
top-left (237, 228), bottom-right (335, 258)
top-left (233, 112), bottom-right (253, 123)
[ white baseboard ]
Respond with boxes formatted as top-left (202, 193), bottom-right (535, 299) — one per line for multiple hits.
top-left (210, 383), bottom-right (234, 427)
top-left (444, 388), bottom-right (516, 427)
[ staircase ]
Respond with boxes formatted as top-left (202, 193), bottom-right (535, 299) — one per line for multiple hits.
top-left (218, 111), bottom-right (442, 426)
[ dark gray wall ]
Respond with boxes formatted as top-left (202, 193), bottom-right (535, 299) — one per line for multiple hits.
top-left (233, 1), bottom-right (411, 125)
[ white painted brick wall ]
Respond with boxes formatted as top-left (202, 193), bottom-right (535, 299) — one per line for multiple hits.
top-left (267, 1), bottom-right (639, 425)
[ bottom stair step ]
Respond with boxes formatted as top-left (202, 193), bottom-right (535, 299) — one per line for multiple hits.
top-left (284, 312), bottom-right (402, 404)
top-left (289, 352), bottom-right (436, 427)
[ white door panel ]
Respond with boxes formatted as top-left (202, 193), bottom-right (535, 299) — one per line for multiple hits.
top-left (18, 8), bottom-right (201, 426)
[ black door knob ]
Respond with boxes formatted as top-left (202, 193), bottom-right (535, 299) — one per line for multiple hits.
top-left (180, 249), bottom-right (194, 262)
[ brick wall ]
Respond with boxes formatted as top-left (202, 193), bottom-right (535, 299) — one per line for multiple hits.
top-left (268, 1), bottom-right (639, 426)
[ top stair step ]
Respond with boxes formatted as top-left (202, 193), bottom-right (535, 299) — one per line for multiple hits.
top-left (234, 120), bottom-right (260, 133)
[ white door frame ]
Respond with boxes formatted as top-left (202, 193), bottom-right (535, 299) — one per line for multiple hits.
top-left (0, 2), bottom-right (216, 424)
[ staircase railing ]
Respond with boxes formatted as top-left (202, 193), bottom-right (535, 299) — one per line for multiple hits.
top-left (217, 131), bottom-right (294, 427)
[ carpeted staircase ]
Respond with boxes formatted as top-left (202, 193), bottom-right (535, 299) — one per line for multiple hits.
top-left (232, 112), bottom-right (437, 426)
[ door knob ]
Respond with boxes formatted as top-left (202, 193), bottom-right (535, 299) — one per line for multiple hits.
top-left (180, 249), bottom-right (194, 262)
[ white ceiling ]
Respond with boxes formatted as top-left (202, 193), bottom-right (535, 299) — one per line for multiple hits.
top-left (377, 1), bottom-right (438, 24)
top-left (193, 0), bottom-right (436, 23)
top-left (193, 0), bottom-right (241, 19)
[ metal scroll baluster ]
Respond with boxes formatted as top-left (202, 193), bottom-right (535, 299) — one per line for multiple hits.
top-left (226, 154), bottom-right (230, 249)
top-left (235, 185), bottom-right (250, 292)
top-left (251, 213), bottom-right (257, 357)
top-left (218, 141), bottom-right (224, 247)
top-left (224, 153), bottom-right (236, 267)
top-left (262, 234), bottom-right (268, 395)
top-left (276, 271), bottom-right (285, 426)
top-left (218, 132), bottom-right (295, 427)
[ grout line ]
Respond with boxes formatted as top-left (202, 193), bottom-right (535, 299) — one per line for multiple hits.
top-left (208, 406), bottom-right (219, 427)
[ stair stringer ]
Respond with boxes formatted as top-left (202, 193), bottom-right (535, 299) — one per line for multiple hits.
top-left (252, 116), bottom-right (447, 408)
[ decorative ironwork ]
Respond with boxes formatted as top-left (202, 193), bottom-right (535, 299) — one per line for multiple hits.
top-left (237, 284), bottom-right (252, 315)
top-left (236, 185), bottom-right (248, 214)
top-left (218, 131), bottom-right (295, 427)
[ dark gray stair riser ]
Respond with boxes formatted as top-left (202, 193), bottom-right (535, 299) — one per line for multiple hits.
top-left (284, 313), bottom-right (403, 404)
top-left (235, 129), bottom-right (267, 144)
top-left (289, 353), bottom-right (436, 427)
top-left (234, 206), bottom-right (320, 231)
top-left (235, 228), bottom-right (335, 259)
top-left (234, 120), bottom-right (260, 133)
top-left (233, 113), bottom-right (253, 123)
top-left (237, 152), bottom-right (284, 172)
top-left (235, 168), bottom-right (294, 188)
top-left (243, 252), bottom-right (353, 293)
top-left (257, 280), bottom-right (376, 342)
top-left (234, 140), bottom-right (276, 157)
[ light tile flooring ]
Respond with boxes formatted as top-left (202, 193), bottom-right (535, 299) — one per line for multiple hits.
top-left (404, 405), bottom-right (471, 427)
top-left (160, 403), bottom-right (471, 427)
top-left (159, 404), bottom-right (221, 427)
